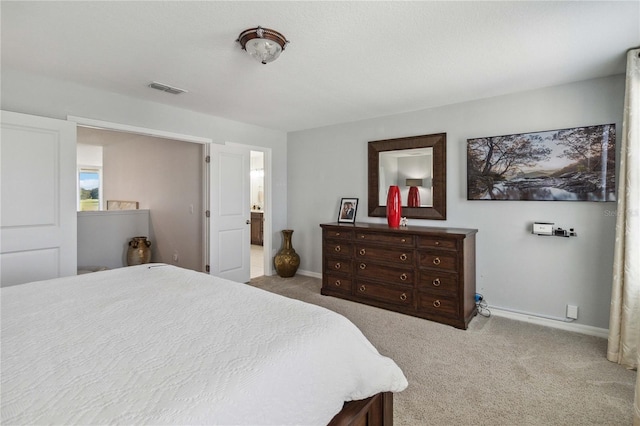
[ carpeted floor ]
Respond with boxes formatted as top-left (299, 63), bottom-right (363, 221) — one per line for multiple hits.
top-left (249, 274), bottom-right (636, 426)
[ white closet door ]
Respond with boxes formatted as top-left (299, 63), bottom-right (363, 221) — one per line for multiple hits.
top-left (208, 143), bottom-right (251, 283)
top-left (1, 110), bottom-right (77, 287)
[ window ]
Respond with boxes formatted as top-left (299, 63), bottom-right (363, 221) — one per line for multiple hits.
top-left (78, 167), bottom-right (102, 211)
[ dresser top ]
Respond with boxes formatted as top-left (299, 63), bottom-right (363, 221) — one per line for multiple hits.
top-left (320, 222), bottom-right (477, 237)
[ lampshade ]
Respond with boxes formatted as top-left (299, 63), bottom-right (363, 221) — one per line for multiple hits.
top-left (237, 26), bottom-right (289, 64)
top-left (405, 179), bottom-right (423, 187)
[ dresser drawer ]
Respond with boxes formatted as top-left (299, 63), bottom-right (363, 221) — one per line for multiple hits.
top-left (325, 229), bottom-right (354, 241)
top-left (418, 271), bottom-right (457, 294)
top-left (417, 293), bottom-right (458, 317)
top-left (357, 262), bottom-right (413, 287)
top-left (417, 236), bottom-right (457, 250)
top-left (356, 245), bottom-right (413, 265)
top-left (355, 281), bottom-right (413, 307)
top-left (325, 258), bottom-right (352, 274)
top-left (418, 251), bottom-right (457, 272)
top-left (356, 232), bottom-right (414, 247)
top-left (324, 241), bottom-right (352, 258)
top-left (323, 273), bottom-right (352, 295)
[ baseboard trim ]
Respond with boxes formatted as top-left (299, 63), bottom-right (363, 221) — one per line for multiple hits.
top-left (296, 269), bottom-right (322, 279)
top-left (489, 307), bottom-right (609, 338)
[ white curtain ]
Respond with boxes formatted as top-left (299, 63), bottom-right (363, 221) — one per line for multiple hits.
top-left (607, 48), bottom-right (640, 424)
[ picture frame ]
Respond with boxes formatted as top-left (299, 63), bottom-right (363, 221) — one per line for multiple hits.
top-left (337, 198), bottom-right (358, 223)
top-left (107, 200), bottom-right (139, 210)
top-left (467, 123), bottom-right (616, 201)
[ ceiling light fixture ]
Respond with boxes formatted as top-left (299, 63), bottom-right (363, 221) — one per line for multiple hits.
top-left (236, 26), bottom-right (289, 64)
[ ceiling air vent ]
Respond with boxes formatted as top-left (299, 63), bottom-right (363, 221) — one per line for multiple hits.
top-left (148, 81), bottom-right (188, 95)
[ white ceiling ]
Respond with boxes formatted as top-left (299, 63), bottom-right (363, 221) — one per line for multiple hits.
top-left (2, 1), bottom-right (639, 133)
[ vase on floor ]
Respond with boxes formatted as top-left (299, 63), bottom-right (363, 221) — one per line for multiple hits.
top-left (274, 229), bottom-right (300, 278)
top-left (127, 236), bottom-right (152, 266)
top-left (386, 185), bottom-right (402, 228)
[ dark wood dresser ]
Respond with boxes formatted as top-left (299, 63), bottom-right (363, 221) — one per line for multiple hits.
top-left (320, 222), bottom-right (478, 329)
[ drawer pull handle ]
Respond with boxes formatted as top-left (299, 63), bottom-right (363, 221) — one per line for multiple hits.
top-left (359, 285), bottom-right (366, 292)
top-left (401, 238), bottom-right (406, 243)
top-left (400, 253), bottom-right (408, 261)
top-left (400, 293), bottom-right (407, 301)
top-left (359, 263), bottom-right (367, 270)
top-left (433, 257), bottom-right (441, 265)
top-left (433, 300), bottom-right (441, 308)
top-left (334, 280), bottom-right (341, 287)
top-left (334, 245), bottom-right (341, 252)
top-left (360, 235), bottom-right (366, 239)
top-left (359, 248), bottom-right (366, 255)
top-left (336, 232), bottom-right (341, 236)
top-left (334, 263), bottom-right (341, 270)
top-left (432, 278), bottom-right (441, 286)
top-left (400, 273), bottom-right (408, 281)
top-left (435, 241), bottom-right (440, 246)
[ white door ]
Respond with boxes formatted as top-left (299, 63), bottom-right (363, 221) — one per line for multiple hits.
top-left (208, 143), bottom-right (251, 283)
top-left (1, 111), bottom-right (77, 287)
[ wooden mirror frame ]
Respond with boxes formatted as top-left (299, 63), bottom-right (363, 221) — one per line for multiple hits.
top-left (368, 133), bottom-right (446, 220)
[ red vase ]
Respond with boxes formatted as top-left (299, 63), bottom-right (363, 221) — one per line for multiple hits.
top-left (408, 186), bottom-right (420, 207)
top-left (386, 185), bottom-right (402, 228)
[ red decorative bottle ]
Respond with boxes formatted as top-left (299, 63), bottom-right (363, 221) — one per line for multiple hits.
top-left (386, 185), bottom-right (402, 228)
top-left (407, 186), bottom-right (420, 207)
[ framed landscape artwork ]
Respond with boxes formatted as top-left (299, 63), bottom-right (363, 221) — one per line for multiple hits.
top-left (467, 124), bottom-right (616, 201)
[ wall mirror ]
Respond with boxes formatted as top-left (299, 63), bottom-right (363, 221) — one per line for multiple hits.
top-left (368, 133), bottom-right (446, 220)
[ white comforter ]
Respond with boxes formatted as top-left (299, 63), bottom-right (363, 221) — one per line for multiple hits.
top-left (1, 264), bottom-right (407, 425)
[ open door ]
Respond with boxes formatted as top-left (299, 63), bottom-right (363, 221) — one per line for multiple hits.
top-left (1, 111), bottom-right (77, 286)
top-left (208, 143), bottom-right (251, 283)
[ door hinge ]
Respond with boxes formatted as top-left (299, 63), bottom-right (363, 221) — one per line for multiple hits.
top-left (205, 264), bottom-right (210, 272)
top-left (205, 155), bottom-right (210, 163)
top-left (205, 210), bottom-right (210, 218)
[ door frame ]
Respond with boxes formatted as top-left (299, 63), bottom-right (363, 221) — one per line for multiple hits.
top-left (67, 116), bottom-right (272, 277)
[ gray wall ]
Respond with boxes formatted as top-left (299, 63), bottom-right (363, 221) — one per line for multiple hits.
top-left (288, 75), bottom-right (624, 329)
top-left (77, 210), bottom-right (149, 269)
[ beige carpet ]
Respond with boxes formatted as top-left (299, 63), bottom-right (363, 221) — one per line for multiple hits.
top-left (249, 274), bottom-right (636, 426)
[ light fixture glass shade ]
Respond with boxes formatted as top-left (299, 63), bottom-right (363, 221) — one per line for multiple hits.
top-left (246, 39), bottom-right (282, 64)
top-left (237, 26), bottom-right (289, 64)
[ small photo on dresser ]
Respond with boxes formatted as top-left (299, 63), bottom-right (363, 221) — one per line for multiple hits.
top-left (338, 198), bottom-right (358, 223)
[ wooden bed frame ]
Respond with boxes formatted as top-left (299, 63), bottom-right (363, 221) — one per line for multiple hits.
top-left (328, 392), bottom-right (393, 426)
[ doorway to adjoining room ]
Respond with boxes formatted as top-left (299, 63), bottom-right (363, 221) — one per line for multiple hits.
top-left (250, 150), bottom-right (265, 278)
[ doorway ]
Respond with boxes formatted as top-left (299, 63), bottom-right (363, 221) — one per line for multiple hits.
top-left (70, 116), bottom-right (272, 279)
top-left (250, 150), bottom-right (265, 278)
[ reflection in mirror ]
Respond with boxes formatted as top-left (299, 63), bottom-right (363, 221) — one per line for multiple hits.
top-left (378, 148), bottom-right (433, 207)
top-left (368, 133), bottom-right (446, 220)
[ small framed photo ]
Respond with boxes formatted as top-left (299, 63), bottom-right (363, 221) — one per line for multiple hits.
top-left (337, 198), bottom-right (358, 223)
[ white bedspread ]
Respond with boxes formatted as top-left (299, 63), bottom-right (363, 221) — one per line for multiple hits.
top-left (1, 264), bottom-right (407, 425)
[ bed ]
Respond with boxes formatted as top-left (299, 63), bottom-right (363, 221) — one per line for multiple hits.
top-left (1, 264), bottom-right (407, 425)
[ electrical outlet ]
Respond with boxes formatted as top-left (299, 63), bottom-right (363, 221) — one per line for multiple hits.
top-left (173, 251), bottom-right (179, 262)
top-left (566, 304), bottom-right (578, 319)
